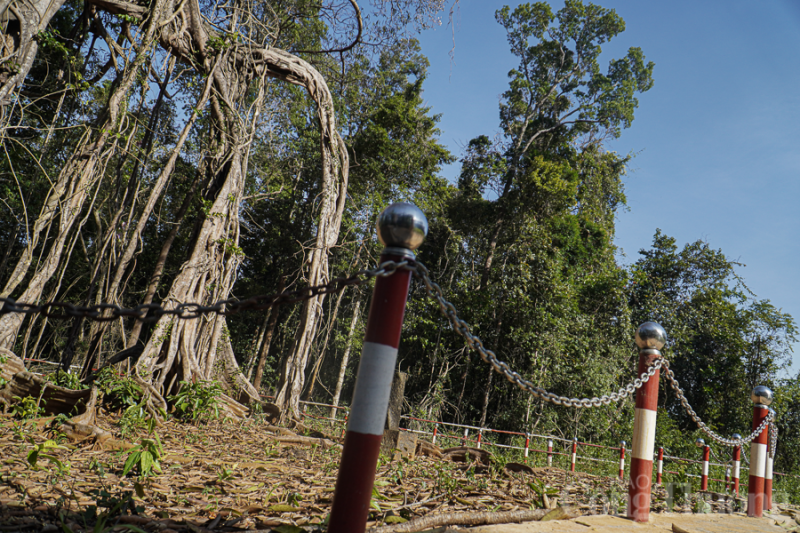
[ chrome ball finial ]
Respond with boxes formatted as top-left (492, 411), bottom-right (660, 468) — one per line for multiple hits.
top-left (376, 203), bottom-right (428, 251)
top-left (752, 386), bottom-right (774, 406)
top-left (620, 441), bottom-right (626, 447)
top-left (695, 437), bottom-right (705, 447)
top-left (635, 322), bottom-right (667, 351)
top-left (732, 433), bottom-right (742, 440)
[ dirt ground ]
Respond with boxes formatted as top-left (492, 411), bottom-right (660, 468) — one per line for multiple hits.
top-left (0, 412), bottom-right (796, 533)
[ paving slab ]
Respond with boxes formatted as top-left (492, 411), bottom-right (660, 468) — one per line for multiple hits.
top-left (468, 512), bottom-right (787, 532)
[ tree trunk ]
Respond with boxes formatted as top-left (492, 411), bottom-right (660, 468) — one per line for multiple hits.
top-left (303, 285), bottom-right (347, 401)
top-left (0, 0), bottom-right (169, 349)
top-left (479, 364), bottom-right (493, 428)
top-left (251, 276), bottom-right (285, 391)
top-left (330, 299), bottom-right (361, 419)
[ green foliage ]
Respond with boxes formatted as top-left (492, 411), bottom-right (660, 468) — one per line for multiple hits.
top-left (123, 436), bottom-right (164, 478)
top-left (45, 370), bottom-right (88, 390)
top-left (630, 230), bottom-right (796, 434)
top-left (27, 439), bottom-right (70, 476)
top-left (168, 380), bottom-right (223, 421)
top-left (96, 368), bottom-right (142, 411)
top-left (12, 396), bottom-right (45, 419)
top-left (118, 402), bottom-right (151, 438)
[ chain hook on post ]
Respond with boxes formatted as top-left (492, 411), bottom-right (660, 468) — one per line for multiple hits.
top-left (328, 203), bottom-right (427, 533)
top-left (748, 385), bottom-right (773, 518)
top-left (627, 322), bottom-right (666, 523)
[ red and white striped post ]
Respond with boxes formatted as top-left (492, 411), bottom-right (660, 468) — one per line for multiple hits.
top-left (432, 423), bottom-right (439, 445)
top-left (477, 429), bottom-right (483, 449)
top-left (747, 386), bottom-right (773, 518)
top-left (656, 447), bottom-right (664, 485)
top-left (328, 203), bottom-right (427, 533)
top-left (570, 438), bottom-right (578, 472)
top-left (725, 465), bottom-right (731, 492)
top-left (732, 433), bottom-right (742, 496)
top-left (524, 433), bottom-right (530, 462)
top-left (619, 441), bottom-right (626, 480)
top-left (627, 322), bottom-right (666, 523)
top-left (547, 439), bottom-right (553, 467)
top-left (764, 413), bottom-right (775, 511)
top-left (697, 438), bottom-right (709, 491)
top-left (463, 428), bottom-right (469, 444)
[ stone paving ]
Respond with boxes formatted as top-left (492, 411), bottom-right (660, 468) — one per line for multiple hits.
top-left (468, 511), bottom-right (793, 532)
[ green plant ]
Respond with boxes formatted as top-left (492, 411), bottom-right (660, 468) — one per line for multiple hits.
top-left (123, 436), bottom-right (163, 478)
top-left (168, 380), bottom-right (223, 422)
top-left (27, 439), bottom-right (70, 477)
top-left (45, 370), bottom-right (88, 390)
top-left (118, 402), bottom-right (150, 437)
top-left (528, 479), bottom-right (559, 508)
top-left (12, 395), bottom-right (44, 419)
top-left (96, 368), bottom-right (142, 411)
top-left (217, 464), bottom-right (236, 481)
top-left (88, 457), bottom-right (107, 478)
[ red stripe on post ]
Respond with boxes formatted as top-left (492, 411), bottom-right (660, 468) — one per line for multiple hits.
top-left (363, 258), bottom-right (412, 349)
top-left (328, 431), bottom-right (383, 531)
top-left (628, 457), bottom-right (654, 522)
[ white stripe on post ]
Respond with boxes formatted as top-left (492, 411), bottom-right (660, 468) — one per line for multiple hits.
top-left (632, 409), bottom-right (656, 460)
top-left (547, 439), bottom-right (553, 467)
top-left (347, 342), bottom-right (398, 434)
top-left (751, 443), bottom-right (767, 478)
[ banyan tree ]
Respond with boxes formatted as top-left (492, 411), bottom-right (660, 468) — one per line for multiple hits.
top-left (0, 0), bottom-right (449, 421)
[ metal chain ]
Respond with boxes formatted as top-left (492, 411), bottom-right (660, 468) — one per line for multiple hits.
top-left (410, 261), bottom-right (662, 408)
top-left (0, 260), bottom-right (412, 323)
top-left (661, 360), bottom-right (774, 447)
top-left (769, 423), bottom-right (778, 459)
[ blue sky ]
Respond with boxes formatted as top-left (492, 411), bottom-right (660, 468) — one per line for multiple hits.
top-left (415, 0), bottom-right (800, 376)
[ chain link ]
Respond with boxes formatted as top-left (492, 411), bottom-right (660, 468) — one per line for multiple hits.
top-left (661, 361), bottom-right (774, 447)
top-left (770, 423), bottom-right (778, 459)
top-left (0, 260), bottom-right (412, 323)
top-left (410, 261), bottom-right (662, 408)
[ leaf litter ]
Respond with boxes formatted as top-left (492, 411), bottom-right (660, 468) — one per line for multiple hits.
top-left (0, 412), bottom-right (797, 532)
